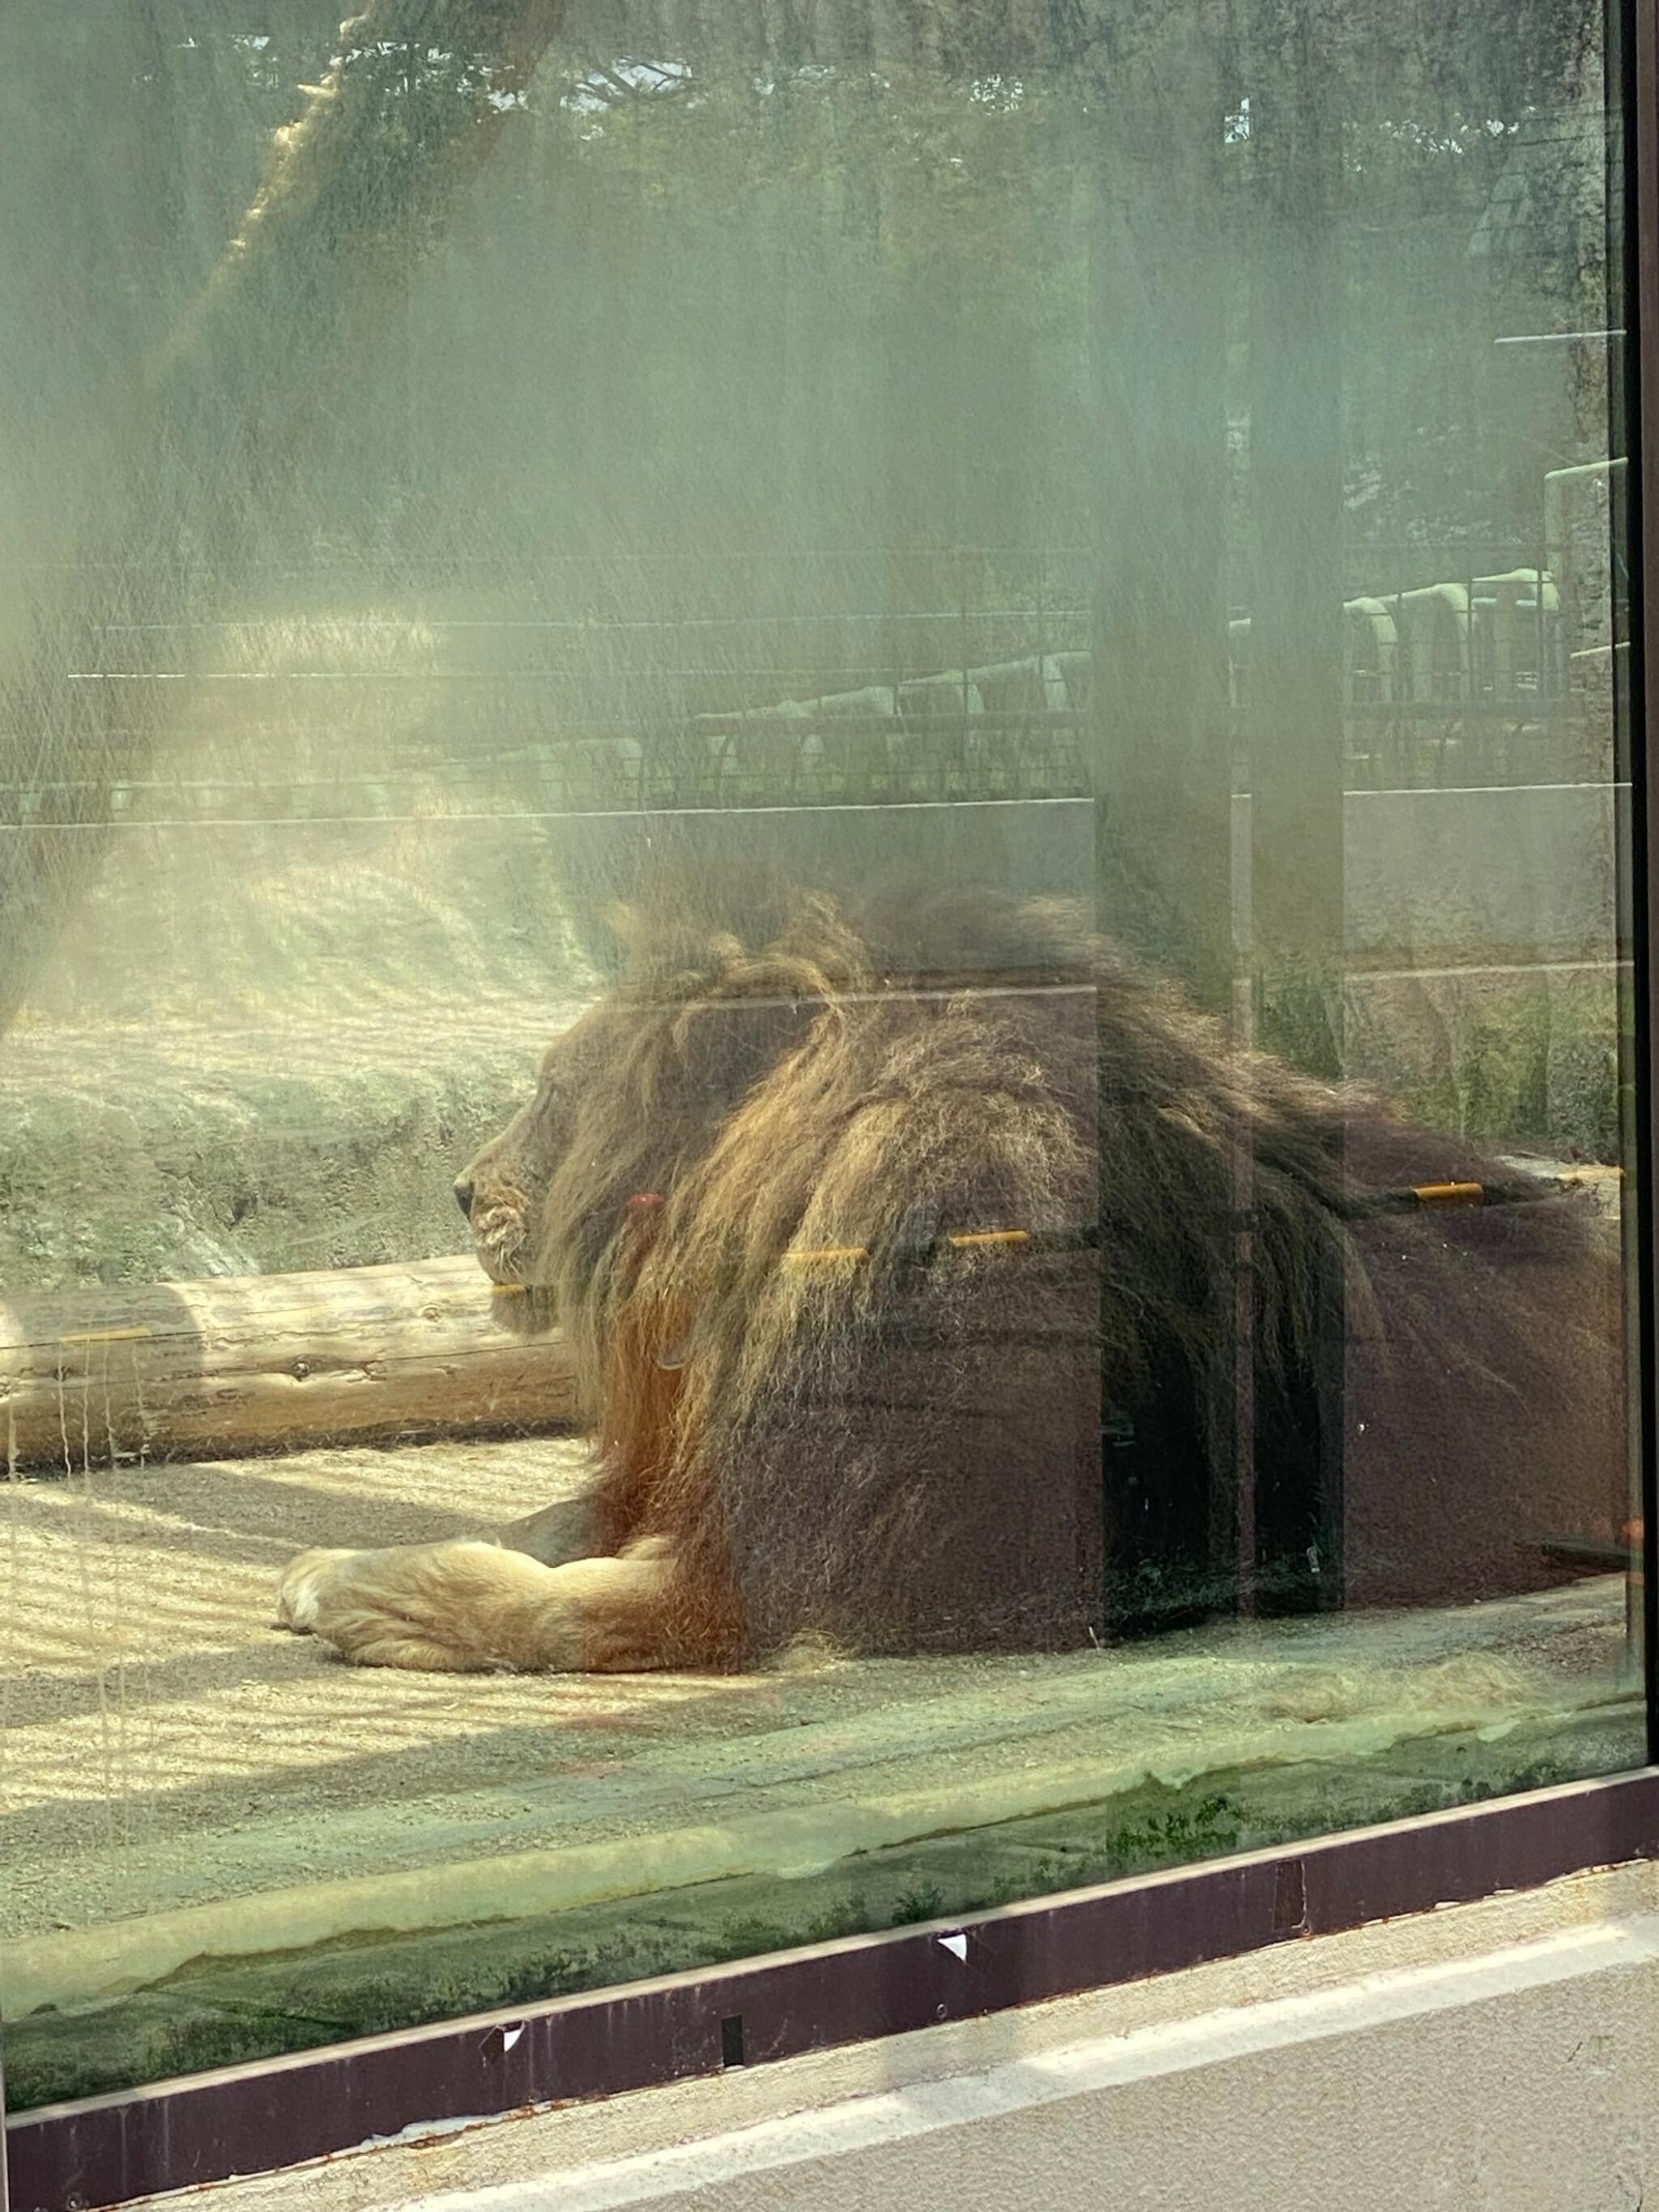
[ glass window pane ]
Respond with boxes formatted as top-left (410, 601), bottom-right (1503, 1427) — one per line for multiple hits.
top-left (0, 0), bottom-right (1644, 2109)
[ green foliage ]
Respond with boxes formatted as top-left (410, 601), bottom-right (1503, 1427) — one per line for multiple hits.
top-left (1399, 985), bottom-right (1621, 1159)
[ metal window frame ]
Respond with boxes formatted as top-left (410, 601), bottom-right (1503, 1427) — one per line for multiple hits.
top-left (5, 5), bottom-right (1659, 2206)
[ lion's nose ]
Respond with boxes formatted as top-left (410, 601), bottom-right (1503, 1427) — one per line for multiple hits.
top-left (454, 1177), bottom-right (476, 1221)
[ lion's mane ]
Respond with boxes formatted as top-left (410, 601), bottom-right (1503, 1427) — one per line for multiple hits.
top-left (460, 880), bottom-right (1625, 1661)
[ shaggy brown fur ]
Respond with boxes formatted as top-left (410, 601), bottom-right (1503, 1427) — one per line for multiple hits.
top-left (275, 883), bottom-right (1627, 1672)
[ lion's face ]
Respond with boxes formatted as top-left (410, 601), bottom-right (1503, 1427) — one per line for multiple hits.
top-left (455, 1008), bottom-right (614, 1288)
top-left (456, 961), bottom-right (830, 1302)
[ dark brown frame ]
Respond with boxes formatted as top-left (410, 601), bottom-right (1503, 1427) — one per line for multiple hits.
top-left (5, 4), bottom-right (1659, 2206)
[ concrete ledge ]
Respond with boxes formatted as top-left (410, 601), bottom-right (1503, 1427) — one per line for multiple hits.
top-left (1228, 782), bottom-right (1624, 959)
top-left (141, 1858), bottom-right (1659, 2212)
top-left (406, 1916), bottom-right (1659, 2212)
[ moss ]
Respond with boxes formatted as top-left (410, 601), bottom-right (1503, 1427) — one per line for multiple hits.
top-left (891, 1882), bottom-right (948, 1924)
top-left (1392, 983), bottom-right (1621, 1160)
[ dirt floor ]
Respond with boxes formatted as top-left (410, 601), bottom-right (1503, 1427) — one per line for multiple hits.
top-left (1, 1429), bottom-right (1640, 2025)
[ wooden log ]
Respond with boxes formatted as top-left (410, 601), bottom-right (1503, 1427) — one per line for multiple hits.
top-left (0, 1257), bottom-right (577, 1473)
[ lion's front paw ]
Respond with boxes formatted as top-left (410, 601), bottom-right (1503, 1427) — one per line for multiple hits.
top-left (273, 1541), bottom-right (562, 1673)
top-left (275, 1547), bottom-right (358, 1634)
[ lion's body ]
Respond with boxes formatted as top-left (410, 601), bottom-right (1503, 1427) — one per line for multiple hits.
top-left (277, 887), bottom-right (1627, 1672)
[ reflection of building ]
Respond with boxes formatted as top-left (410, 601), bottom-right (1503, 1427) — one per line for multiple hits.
top-left (1546, 456), bottom-right (1628, 688)
top-left (1226, 573), bottom-right (1563, 715)
top-left (680, 548), bottom-right (1582, 812)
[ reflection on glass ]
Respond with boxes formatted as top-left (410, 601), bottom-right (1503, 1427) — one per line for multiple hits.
top-left (0, 0), bottom-right (1643, 2112)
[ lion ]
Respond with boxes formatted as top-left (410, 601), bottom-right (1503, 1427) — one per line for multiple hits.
top-left (275, 881), bottom-right (1627, 1673)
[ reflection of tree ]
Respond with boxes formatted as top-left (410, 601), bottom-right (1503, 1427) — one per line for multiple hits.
top-left (0, 1), bottom-right (569, 1032)
top-left (1042, 0), bottom-right (1608, 1621)
top-left (1243, 1), bottom-right (1345, 1064)
top-left (0, 0), bottom-right (1615, 1030)
top-left (1064, 0), bottom-right (1605, 1017)
top-left (1079, 17), bottom-right (1233, 1010)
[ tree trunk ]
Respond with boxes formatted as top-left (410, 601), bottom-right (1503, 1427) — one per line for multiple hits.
top-left (0, 1), bottom-right (570, 1034)
top-left (1084, 61), bottom-right (1234, 1014)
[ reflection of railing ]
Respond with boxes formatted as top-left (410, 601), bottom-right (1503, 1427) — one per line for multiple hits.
top-left (670, 564), bottom-right (1580, 808)
top-left (21, 535), bottom-right (1616, 827)
top-left (667, 651), bottom-right (1094, 808)
top-left (1227, 573), bottom-right (1566, 709)
top-left (1225, 569), bottom-right (1586, 791)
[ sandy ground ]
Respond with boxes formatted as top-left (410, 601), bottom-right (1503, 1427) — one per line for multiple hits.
top-left (0, 1427), bottom-right (1640, 2026)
